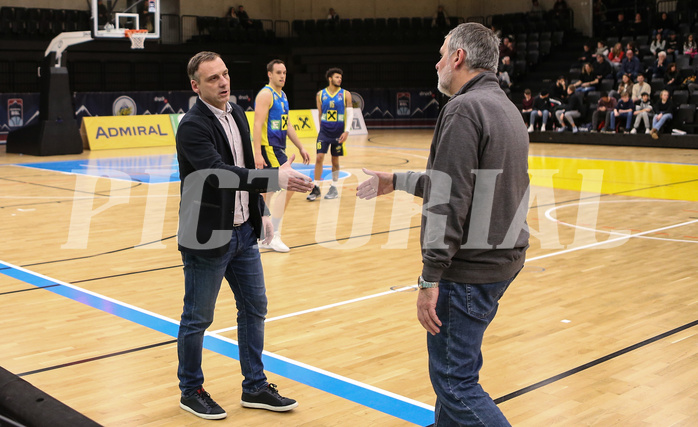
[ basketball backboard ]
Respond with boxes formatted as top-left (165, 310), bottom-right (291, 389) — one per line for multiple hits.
top-left (91, 0), bottom-right (160, 40)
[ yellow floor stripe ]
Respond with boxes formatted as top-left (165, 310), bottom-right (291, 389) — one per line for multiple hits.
top-left (529, 156), bottom-right (698, 202)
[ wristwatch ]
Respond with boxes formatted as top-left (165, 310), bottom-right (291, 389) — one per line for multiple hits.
top-left (417, 275), bottom-right (439, 289)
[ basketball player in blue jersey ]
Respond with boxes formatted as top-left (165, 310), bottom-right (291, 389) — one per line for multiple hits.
top-left (253, 59), bottom-right (310, 252)
top-left (307, 68), bottom-right (353, 201)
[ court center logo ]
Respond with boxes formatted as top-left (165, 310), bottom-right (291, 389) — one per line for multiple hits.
top-left (113, 96), bottom-right (137, 116)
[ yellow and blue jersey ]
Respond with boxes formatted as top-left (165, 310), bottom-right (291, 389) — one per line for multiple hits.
top-left (260, 85), bottom-right (289, 149)
top-left (319, 88), bottom-right (346, 139)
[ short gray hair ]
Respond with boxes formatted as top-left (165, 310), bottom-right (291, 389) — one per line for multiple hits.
top-left (446, 23), bottom-right (500, 72)
top-left (187, 51), bottom-right (221, 82)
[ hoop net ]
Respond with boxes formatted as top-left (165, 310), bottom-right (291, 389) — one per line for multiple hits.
top-left (125, 29), bottom-right (148, 49)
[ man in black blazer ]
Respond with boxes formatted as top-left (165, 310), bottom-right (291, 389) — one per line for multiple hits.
top-left (176, 51), bottom-right (312, 420)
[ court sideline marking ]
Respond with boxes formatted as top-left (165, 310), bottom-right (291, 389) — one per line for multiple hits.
top-left (0, 260), bottom-right (434, 426)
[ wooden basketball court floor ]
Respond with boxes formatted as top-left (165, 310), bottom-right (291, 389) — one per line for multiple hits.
top-left (1, 129), bottom-right (697, 426)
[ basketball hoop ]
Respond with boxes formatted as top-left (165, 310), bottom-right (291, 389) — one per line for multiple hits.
top-left (125, 29), bottom-right (148, 49)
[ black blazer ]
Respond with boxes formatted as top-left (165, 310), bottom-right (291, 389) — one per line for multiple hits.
top-left (176, 97), bottom-right (279, 257)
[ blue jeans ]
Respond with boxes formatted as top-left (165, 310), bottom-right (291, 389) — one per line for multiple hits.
top-left (177, 222), bottom-right (268, 396)
top-left (610, 112), bottom-right (633, 130)
top-left (652, 113), bottom-right (673, 132)
top-left (574, 86), bottom-right (595, 93)
top-left (428, 274), bottom-right (519, 427)
top-left (529, 110), bottom-right (549, 128)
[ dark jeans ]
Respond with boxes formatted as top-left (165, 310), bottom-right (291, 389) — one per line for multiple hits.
top-left (428, 274), bottom-right (519, 427)
top-left (177, 222), bottom-right (268, 395)
top-left (610, 111), bottom-right (633, 130)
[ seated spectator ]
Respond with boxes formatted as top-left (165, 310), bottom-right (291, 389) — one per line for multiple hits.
top-left (650, 33), bottom-right (666, 57)
top-left (664, 62), bottom-right (679, 93)
top-left (626, 41), bottom-right (638, 56)
top-left (327, 8), bottom-right (339, 22)
top-left (97, 0), bottom-right (109, 27)
top-left (553, 0), bottom-right (569, 18)
top-left (498, 56), bottom-right (514, 90)
top-left (529, 90), bottom-right (555, 132)
top-left (608, 42), bottom-right (625, 70)
top-left (555, 85), bottom-right (583, 132)
top-left (573, 62), bottom-right (598, 93)
top-left (593, 0), bottom-right (607, 25)
top-left (237, 5), bottom-right (252, 28)
top-left (609, 91), bottom-right (635, 132)
top-left (578, 43), bottom-right (594, 64)
top-left (610, 12), bottom-right (628, 39)
top-left (630, 74), bottom-right (651, 102)
top-left (530, 0), bottom-right (545, 19)
top-left (650, 89), bottom-right (675, 138)
top-left (631, 92), bottom-right (653, 134)
top-left (594, 40), bottom-right (609, 58)
top-left (432, 5), bottom-right (450, 29)
top-left (500, 37), bottom-right (516, 60)
top-left (139, 2), bottom-right (154, 32)
top-left (681, 72), bottom-right (697, 94)
top-left (591, 91), bottom-right (617, 132)
top-left (521, 89), bottom-right (534, 127)
top-left (225, 7), bottom-right (240, 30)
top-left (685, 74), bottom-right (698, 95)
top-left (654, 12), bottom-right (675, 38)
top-left (652, 51), bottom-right (669, 79)
top-left (617, 50), bottom-right (641, 81)
top-left (630, 12), bottom-right (648, 38)
top-left (612, 73), bottom-right (633, 98)
top-left (551, 75), bottom-right (568, 101)
top-left (666, 32), bottom-right (680, 62)
top-left (595, 54), bottom-right (614, 81)
top-left (683, 34), bottom-right (698, 59)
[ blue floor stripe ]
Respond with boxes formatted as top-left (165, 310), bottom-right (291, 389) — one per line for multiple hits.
top-left (0, 261), bottom-right (434, 425)
top-left (17, 155), bottom-right (350, 184)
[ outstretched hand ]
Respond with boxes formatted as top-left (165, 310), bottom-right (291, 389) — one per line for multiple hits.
top-left (278, 154), bottom-right (314, 192)
top-left (356, 168), bottom-right (394, 200)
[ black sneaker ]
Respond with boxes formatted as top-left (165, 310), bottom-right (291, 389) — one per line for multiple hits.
top-left (180, 387), bottom-right (227, 420)
top-left (240, 383), bottom-right (298, 412)
top-left (306, 185), bottom-right (321, 201)
top-left (324, 185), bottom-right (339, 199)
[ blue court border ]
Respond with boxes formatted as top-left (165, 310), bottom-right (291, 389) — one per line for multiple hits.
top-left (17, 155), bottom-right (350, 184)
top-left (0, 260), bottom-right (434, 425)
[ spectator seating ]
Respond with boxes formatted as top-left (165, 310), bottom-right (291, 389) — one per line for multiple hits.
top-left (288, 15), bottom-right (461, 46)
top-left (519, 1), bottom-right (698, 134)
top-left (0, 6), bottom-right (90, 38)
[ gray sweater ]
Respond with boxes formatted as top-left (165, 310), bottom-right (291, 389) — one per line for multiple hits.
top-left (395, 72), bottom-right (529, 284)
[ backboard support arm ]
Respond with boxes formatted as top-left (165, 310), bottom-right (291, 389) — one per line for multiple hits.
top-left (44, 31), bottom-right (94, 68)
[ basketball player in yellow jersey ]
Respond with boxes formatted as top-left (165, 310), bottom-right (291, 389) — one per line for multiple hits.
top-left (307, 68), bottom-right (353, 201)
top-left (253, 59), bottom-right (310, 252)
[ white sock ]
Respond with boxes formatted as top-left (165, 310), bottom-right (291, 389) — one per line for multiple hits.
top-left (271, 217), bottom-right (282, 233)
